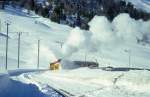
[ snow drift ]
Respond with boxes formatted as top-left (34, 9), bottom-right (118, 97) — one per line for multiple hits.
top-left (0, 74), bottom-right (47, 97)
top-left (13, 67), bottom-right (150, 97)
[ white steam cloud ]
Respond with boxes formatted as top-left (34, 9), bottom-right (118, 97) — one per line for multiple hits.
top-left (62, 13), bottom-right (150, 58)
top-left (25, 44), bottom-right (57, 67)
top-left (62, 27), bottom-right (85, 57)
top-left (89, 16), bottom-right (116, 43)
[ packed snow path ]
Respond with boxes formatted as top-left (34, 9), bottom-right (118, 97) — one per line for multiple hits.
top-left (13, 68), bottom-right (150, 97)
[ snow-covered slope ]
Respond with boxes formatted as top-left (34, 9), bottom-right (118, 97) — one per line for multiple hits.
top-left (1, 6), bottom-right (150, 71)
top-left (0, 7), bottom-right (72, 70)
top-left (0, 69), bottom-right (65, 97)
top-left (0, 6), bottom-right (150, 97)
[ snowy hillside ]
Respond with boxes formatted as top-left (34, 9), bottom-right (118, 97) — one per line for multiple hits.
top-left (1, 5), bottom-right (150, 71)
top-left (0, 4), bottom-right (150, 97)
top-left (0, 7), bottom-right (72, 70)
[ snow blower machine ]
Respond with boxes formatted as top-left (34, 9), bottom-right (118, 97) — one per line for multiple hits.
top-left (49, 59), bottom-right (61, 70)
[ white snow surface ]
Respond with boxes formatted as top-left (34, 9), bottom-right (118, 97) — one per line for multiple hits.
top-left (12, 68), bottom-right (150, 97)
top-left (0, 69), bottom-right (65, 97)
top-left (0, 7), bottom-right (72, 70)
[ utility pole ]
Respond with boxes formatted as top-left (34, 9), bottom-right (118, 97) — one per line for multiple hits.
top-left (55, 41), bottom-right (64, 48)
top-left (0, 19), bottom-right (1, 33)
top-left (85, 53), bottom-right (87, 66)
top-left (95, 58), bottom-right (99, 67)
top-left (129, 52), bottom-right (131, 67)
top-left (10, 31), bottom-right (27, 69)
top-left (17, 32), bottom-right (21, 68)
top-left (124, 49), bottom-right (131, 68)
top-left (37, 39), bottom-right (40, 69)
top-left (5, 21), bottom-right (10, 70)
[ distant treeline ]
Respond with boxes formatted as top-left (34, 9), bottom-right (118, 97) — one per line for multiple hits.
top-left (1, 0), bottom-right (150, 29)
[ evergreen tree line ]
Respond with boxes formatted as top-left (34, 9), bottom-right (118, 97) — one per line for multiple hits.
top-left (1, 0), bottom-right (150, 30)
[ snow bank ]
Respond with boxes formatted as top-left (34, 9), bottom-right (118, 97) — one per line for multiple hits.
top-left (0, 73), bottom-right (46, 97)
top-left (0, 69), bottom-right (66, 97)
top-left (117, 70), bottom-right (150, 93)
top-left (0, 74), bottom-right (10, 92)
top-left (14, 68), bottom-right (150, 97)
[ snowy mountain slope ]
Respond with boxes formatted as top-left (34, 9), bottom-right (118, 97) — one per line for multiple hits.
top-left (0, 6), bottom-right (150, 97)
top-left (4, 5), bottom-right (40, 18)
top-left (142, 0), bottom-right (150, 4)
top-left (1, 6), bottom-right (150, 71)
top-left (0, 7), bottom-right (72, 70)
top-left (12, 68), bottom-right (150, 97)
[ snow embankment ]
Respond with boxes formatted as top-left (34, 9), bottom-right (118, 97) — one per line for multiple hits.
top-left (13, 68), bottom-right (150, 97)
top-left (0, 69), bottom-right (66, 97)
top-left (0, 73), bottom-right (46, 97)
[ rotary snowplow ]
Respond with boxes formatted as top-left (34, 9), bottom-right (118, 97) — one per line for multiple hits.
top-left (49, 59), bottom-right (61, 70)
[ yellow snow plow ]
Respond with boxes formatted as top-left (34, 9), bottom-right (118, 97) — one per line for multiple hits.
top-left (49, 59), bottom-right (61, 70)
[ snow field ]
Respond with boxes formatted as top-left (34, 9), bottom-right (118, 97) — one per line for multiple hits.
top-left (12, 68), bottom-right (150, 97)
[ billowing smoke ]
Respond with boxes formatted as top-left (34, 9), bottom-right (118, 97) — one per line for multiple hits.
top-left (62, 27), bottom-right (85, 57)
top-left (89, 15), bottom-right (117, 50)
top-left (62, 13), bottom-right (150, 59)
top-left (89, 16), bottom-right (116, 43)
top-left (24, 44), bottom-right (57, 68)
top-left (113, 14), bottom-right (142, 43)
